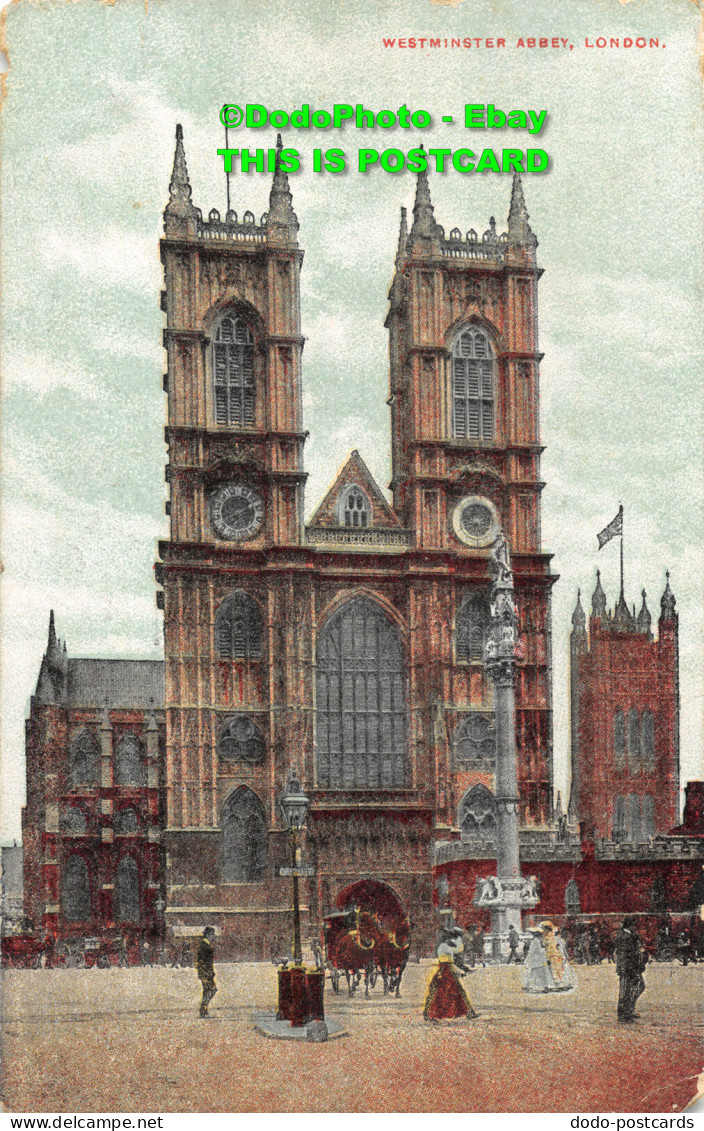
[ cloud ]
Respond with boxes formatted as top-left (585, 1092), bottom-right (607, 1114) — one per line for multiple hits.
top-left (41, 226), bottom-right (160, 295)
top-left (3, 348), bottom-right (101, 401)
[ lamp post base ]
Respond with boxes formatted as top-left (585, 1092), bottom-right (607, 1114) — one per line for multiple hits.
top-left (277, 964), bottom-right (325, 1027)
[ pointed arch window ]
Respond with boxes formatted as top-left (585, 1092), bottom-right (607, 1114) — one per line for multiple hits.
top-left (456, 595), bottom-right (489, 663)
top-left (453, 713), bottom-right (495, 768)
top-left (565, 878), bottom-right (581, 914)
top-left (222, 787), bottom-right (267, 882)
top-left (459, 784), bottom-right (497, 839)
top-left (115, 856), bottom-right (140, 922)
top-left (217, 715), bottom-right (266, 764)
top-left (60, 806), bottom-right (88, 835)
top-left (613, 795), bottom-right (626, 841)
top-left (641, 710), bottom-right (655, 771)
top-left (627, 793), bottom-right (642, 842)
top-left (627, 708), bottom-right (640, 769)
top-left (114, 807), bottom-right (139, 835)
top-left (115, 733), bottom-right (145, 787)
top-left (339, 485), bottom-right (371, 529)
top-left (614, 710), bottom-right (626, 770)
top-left (315, 598), bottom-right (407, 789)
top-left (71, 729), bottom-right (99, 786)
top-left (642, 794), bottom-right (655, 839)
top-left (452, 326), bottom-right (495, 441)
top-left (213, 313), bottom-right (255, 427)
top-left (62, 854), bottom-right (91, 922)
top-left (215, 591), bottom-right (263, 660)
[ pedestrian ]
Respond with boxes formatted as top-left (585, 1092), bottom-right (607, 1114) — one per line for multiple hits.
top-left (197, 926), bottom-right (217, 1018)
top-left (423, 928), bottom-right (478, 1022)
top-left (588, 923), bottom-right (601, 965)
top-left (506, 923), bottom-right (521, 964)
top-left (676, 928), bottom-right (691, 967)
top-left (615, 915), bottom-right (647, 1023)
top-left (522, 927), bottom-right (555, 993)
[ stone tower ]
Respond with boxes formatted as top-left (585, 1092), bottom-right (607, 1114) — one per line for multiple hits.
top-left (157, 128), bottom-right (309, 955)
top-left (385, 170), bottom-right (556, 829)
top-left (569, 572), bottom-right (680, 841)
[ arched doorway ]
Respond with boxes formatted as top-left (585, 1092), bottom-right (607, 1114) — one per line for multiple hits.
top-left (335, 879), bottom-right (408, 930)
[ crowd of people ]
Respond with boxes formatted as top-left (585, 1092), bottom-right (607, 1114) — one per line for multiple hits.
top-left (420, 913), bottom-right (689, 1024)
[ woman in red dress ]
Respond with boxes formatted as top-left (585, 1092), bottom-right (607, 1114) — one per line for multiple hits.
top-left (423, 931), bottom-right (478, 1021)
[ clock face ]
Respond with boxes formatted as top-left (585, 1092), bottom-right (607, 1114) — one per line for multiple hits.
top-left (210, 482), bottom-right (264, 541)
top-left (452, 495), bottom-right (500, 548)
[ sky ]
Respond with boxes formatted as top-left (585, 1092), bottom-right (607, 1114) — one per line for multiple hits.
top-left (1, 0), bottom-right (702, 839)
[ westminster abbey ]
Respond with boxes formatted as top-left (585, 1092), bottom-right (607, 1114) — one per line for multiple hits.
top-left (22, 128), bottom-right (695, 959)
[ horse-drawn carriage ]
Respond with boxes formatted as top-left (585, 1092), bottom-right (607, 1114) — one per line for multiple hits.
top-left (322, 881), bottom-right (411, 998)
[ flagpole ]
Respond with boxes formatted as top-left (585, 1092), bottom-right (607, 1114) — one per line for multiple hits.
top-left (619, 503), bottom-right (624, 599)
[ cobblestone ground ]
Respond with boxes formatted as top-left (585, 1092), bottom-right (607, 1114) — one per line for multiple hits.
top-left (1, 962), bottom-right (702, 1112)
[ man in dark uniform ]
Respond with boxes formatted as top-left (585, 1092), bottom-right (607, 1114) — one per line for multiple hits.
top-left (506, 924), bottom-right (521, 963)
top-left (615, 915), bottom-right (647, 1023)
top-left (196, 927), bottom-right (217, 1018)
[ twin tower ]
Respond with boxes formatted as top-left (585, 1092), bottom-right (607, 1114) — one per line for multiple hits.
top-left (157, 127), bottom-right (555, 954)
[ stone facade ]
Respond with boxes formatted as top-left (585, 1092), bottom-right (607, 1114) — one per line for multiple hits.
top-left (152, 128), bottom-right (556, 956)
top-left (22, 614), bottom-right (165, 948)
top-left (20, 126), bottom-right (693, 960)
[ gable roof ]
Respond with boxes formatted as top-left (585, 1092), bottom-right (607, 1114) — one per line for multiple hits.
top-left (307, 450), bottom-right (401, 530)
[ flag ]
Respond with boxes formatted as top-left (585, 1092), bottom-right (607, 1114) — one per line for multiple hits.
top-left (597, 506), bottom-right (623, 549)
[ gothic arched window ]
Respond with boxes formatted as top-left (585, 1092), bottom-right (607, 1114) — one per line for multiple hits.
top-left (114, 807), bottom-right (139, 835)
top-left (641, 710), bottom-right (655, 771)
top-left (459, 784), bottom-right (497, 839)
top-left (452, 326), bottom-right (495, 441)
top-left (217, 716), bottom-right (266, 764)
top-left (614, 710), bottom-right (626, 770)
top-left (215, 591), bottom-right (263, 660)
top-left (115, 856), bottom-right (140, 922)
top-left (565, 878), bottom-right (581, 914)
top-left (627, 793), bottom-right (642, 842)
top-left (61, 855), bottom-right (91, 922)
top-left (315, 598), bottom-right (407, 789)
top-left (455, 596), bottom-right (489, 663)
top-left (115, 733), bottom-right (145, 787)
top-left (71, 729), bottom-right (99, 786)
top-left (453, 714), bottom-right (495, 768)
top-left (627, 708), bottom-right (640, 769)
top-left (213, 312), bottom-right (255, 427)
top-left (642, 794), bottom-right (655, 839)
top-left (613, 795), bottom-right (626, 841)
top-left (339, 485), bottom-right (371, 529)
top-left (222, 787), bottom-right (267, 882)
top-left (60, 806), bottom-right (88, 835)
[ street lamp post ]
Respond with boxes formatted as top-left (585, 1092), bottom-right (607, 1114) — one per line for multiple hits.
top-left (277, 772), bottom-right (324, 1028)
top-left (279, 772), bottom-right (309, 965)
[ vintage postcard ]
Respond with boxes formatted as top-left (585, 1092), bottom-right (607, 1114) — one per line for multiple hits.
top-left (0, 0), bottom-right (702, 1116)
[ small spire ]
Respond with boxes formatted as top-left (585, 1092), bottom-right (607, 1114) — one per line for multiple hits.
top-left (47, 609), bottom-right (57, 653)
top-left (168, 124), bottom-right (192, 207)
top-left (507, 170), bottom-right (537, 247)
top-left (591, 570), bottom-right (606, 620)
top-left (660, 571), bottom-right (676, 620)
top-left (410, 161), bottom-right (442, 241)
top-left (613, 589), bottom-right (634, 632)
top-left (567, 788), bottom-right (579, 823)
top-left (637, 589), bottom-right (652, 637)
top-left (571, 589), bottom-right (586, 630)
top-left (396, 206), bottom-right (408, 261)
top-left (164, 124), bottom-right (198, 235)
top-left (266, 134), bottom-right (298, 239)
top-left (554, 791), bottom-right (564, 820)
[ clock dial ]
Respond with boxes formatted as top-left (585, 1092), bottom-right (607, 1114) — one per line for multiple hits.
top-left (461, 504), bottom-right (493, 539)
top-left (210, 482), bottom-right (264, 541)
top-left (453, 495), bottom-right (500, 548)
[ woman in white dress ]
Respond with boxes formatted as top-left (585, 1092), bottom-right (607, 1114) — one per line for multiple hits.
top-left (522, 927), bottom-right (556, 993)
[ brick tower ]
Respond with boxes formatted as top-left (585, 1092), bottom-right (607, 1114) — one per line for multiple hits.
top-left (569, 572), bottom-right (680, 840)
